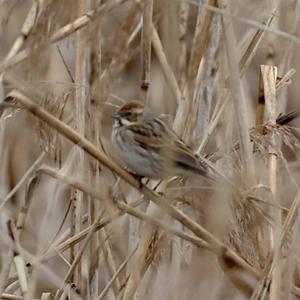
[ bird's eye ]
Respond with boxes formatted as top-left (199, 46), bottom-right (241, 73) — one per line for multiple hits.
top-left (125, 112), bottom-right (132, 116)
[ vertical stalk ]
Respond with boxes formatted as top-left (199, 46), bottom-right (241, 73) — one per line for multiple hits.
top-left (89, 5), bottom-right (102, 297)
top-left (261, 65), bottom-right (281, 300)
top-left (73, 0), bottom-right (89, 292)
top-left (219, 0), bottom-right (254, 179)
top-left (140, 0), bottom-right (153, 104)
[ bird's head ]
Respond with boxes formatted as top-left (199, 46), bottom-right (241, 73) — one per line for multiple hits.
top-left (112, 101), bottom-right (145, 126)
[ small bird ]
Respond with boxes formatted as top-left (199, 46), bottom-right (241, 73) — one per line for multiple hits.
top-left (111, 101), bottom-right (211, 180)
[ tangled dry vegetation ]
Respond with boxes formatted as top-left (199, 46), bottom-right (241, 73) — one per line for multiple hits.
top-left (1, 0), bottom-right (300, 299)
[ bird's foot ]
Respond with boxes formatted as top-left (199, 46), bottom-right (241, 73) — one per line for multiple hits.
top-left (132, 173), bottom-right (144, 189)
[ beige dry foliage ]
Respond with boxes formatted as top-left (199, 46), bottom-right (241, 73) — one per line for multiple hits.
top-left (1, 0), bottom-right (300, 299)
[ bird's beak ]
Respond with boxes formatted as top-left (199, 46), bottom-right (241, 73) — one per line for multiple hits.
top-left (112, 111), bottom-right (120, 120)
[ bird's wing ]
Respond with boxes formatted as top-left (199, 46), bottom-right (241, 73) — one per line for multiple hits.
top-left (127, 119), bottom-right (169, 148)
top-left (171, 139), bottom-right (208, 176)
top-left (128, 120), bottom-right (208, 176)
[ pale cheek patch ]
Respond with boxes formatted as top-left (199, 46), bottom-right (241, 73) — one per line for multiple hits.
top-left (120, 118), bottom-right (134, 126)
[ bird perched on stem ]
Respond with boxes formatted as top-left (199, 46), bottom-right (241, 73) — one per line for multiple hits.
top-left (111, 101), bottom-right (212, 180)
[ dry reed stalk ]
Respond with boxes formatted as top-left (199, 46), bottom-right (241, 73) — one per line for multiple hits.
top-left (0, 0), bottom-right (129, 73)
top-left (197, 5), bottom-right (277, 155)
top-left (3, 277), bottom-right (19, 295)
top-left (39, 165), bottom-right (210, 269)
top-left (254, 70), bottom-right (269, 266)
top-left (193, 13), bottom-right (221, 146)
top-left (42, 217), bottom-right (114, 261)
top-left (36, 166), bottom-right (122, 264)
top-left (59, 210), bottom-right (105, 295)
top-left (1, 0), bottom-right (41, 63)
top-left (239, 11), bottom-right (277, 77)
top-left (97, 245), bottom-right (137, 300)
top-left (39, 165), bottom-right (210, 252)
top-left (6, 220), bottom-right (30, 300)
top-left (152, 20), bottom-right (185, 132)
top-left (189, 0), bottom-right (300, 46)
top-left (0, 294), bottom-right (22, 300)
top-left (261, 65), bottom-right (281, 300)
top-left (219, 0), bottom-right (254, 178)
top-left (277, 1), bottom-right (300, 114)
top-left (98, 234), bottom-right (120, 298)
top-left (13, 255), bottom-right (29, 300)
top-left (178, 2), bottom-right (189, 93)
top-left (0, 0), bottom-right (43, 95)
top-left (89, 6), bottom-right (102, 297)
top-left (3, 241), bottom-right (84, 300)
top-left (8, 89), bottom-right (261, 278)
top-left (152, 25), bottom-right (181, 105)
top-left (187, 0), bottom-right (217, 82)
top-left (182, 0), bottom-right (216, 145)
top-left (252, 188), bottom-right (300, 298)
top-left (99, 5), bottom-right (141, 101)
top-left (122, 222), bottom-right (159, 300)
top-left (173, 2), bottom-right (190, 137)
top-left (118, 202), bottom-right (209, 249)
top-left (0, 152), bottom-right (45, 212)
top-left (71, 0), bottom-right (90, 292)
top-left (0, 250), bottom-right (14, 299)
top-left (140, 0), bottom-right (153, 104)
top-left (40, 292), bottom-right (53, 300)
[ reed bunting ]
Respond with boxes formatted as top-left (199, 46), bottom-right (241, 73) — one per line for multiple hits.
top-left (111, 101), bottom-right (211, 179)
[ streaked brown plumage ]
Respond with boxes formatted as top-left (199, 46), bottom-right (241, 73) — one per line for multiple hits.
top-left (111, 101), bottom-right (210, 179)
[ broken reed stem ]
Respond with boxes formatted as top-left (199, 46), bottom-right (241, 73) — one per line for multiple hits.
top-left (261, 65), bottom-right (281, 300)
top-left (140, 0), bottom-right (153, 104)
top-left (239, 0), bottom-right (279, 76)
top-left (14, 255), bottom-right (29, 300)
top-left (9, 89), bottom-right (260, 279)
top-left (254, 69), bottom-right (269, 264)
